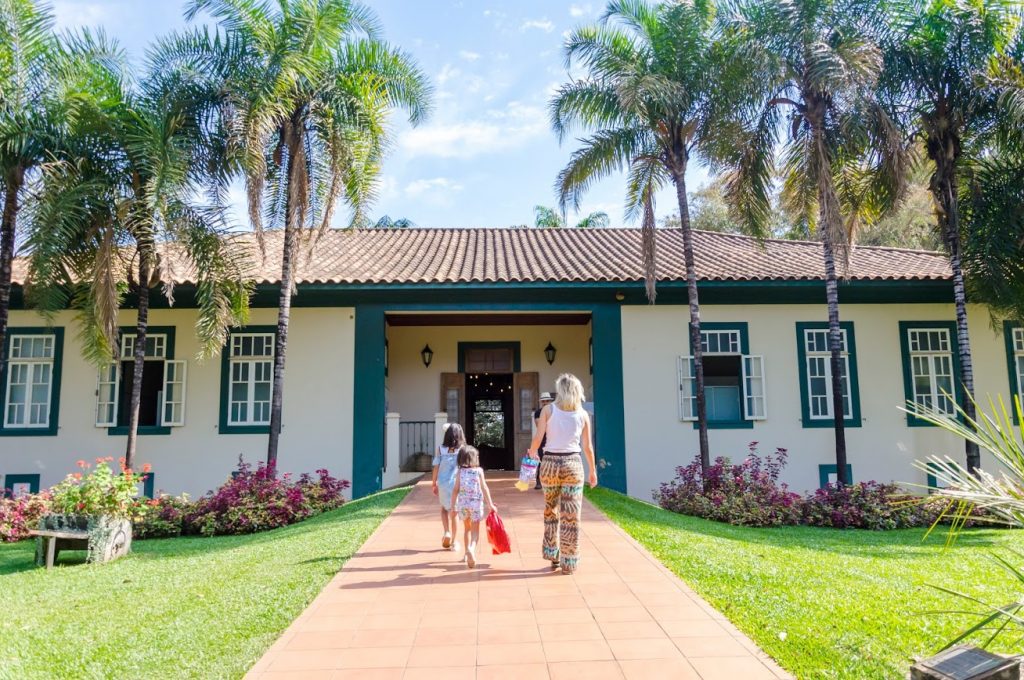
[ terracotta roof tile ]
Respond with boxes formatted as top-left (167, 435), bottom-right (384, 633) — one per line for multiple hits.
top-left (10, 227), bottom-right (952, 286)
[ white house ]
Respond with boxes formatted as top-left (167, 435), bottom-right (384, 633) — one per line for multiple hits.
top-left (2, 228), bottom-right (1015, 501)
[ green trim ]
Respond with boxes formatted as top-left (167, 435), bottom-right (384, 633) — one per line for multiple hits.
top-left (794, 322), bottom-right (862, 428)
top-left (818, 464), bottom-right (853, 489)
top-left (687, 322), bottom-right (751, 430)
top-left (898, 321), bottom-right (962, 427)
top-left (143, 472), bottom-right (155, 498)
top-left (3, 473), bottom-right (40, 497)
top-left (108, 326), bottom-right (176, 437)
top-left (457, 341), bottom-right (522, 373)
top-left (218, 325), bottom-right (277, 435)
top-left (1004, 321), bottom-right (1021, 424)
top-left (591, 305), bottom-right (627, 493)
top-left (12, 278), bottom-right (954, 311)
top-left (0, 327), bottom-right (64, 437)
top-left (352, 305), bottom-right (386, 498)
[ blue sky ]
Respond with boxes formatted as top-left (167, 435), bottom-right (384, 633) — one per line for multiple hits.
top-left (51, 0), bottom-right (709, 228)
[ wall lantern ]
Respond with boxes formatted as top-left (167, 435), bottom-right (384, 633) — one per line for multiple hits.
top-left (421, 344), bottom-right (434, 368)
top-left (544, 342), bottom-right (557, 365)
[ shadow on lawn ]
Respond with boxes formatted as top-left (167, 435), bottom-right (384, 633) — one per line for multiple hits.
top-left (586, 488), bottom-right (1008, 559)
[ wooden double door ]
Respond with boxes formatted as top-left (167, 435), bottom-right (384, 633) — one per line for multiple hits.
top-left (441, 372), bottom-right (539, 470)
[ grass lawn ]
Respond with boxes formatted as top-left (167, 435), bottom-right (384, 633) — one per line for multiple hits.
top-left (586, 487), bottom-right (1024, 680)
top-left (0, 487), bottom-right (408, 680)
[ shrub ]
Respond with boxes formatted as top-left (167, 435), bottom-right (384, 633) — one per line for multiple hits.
top-left (183, 459), bottom-right (349, 536)
top-left (0, 491), bottom-right (52, 542)
top-left (50, 458), bottom-right (149, 519)
top-left (802, 481), bottom-right (935, 530)
top-left (656, 444), bottom-right (804, 527)
top-left (133, 494), bottom-right (190, 539)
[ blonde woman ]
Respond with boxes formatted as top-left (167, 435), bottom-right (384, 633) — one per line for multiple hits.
top-left (527, 373), bottom-right (597, 574)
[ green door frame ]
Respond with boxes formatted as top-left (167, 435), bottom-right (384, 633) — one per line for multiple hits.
top-left (352, 302), bottom-right (627, 498)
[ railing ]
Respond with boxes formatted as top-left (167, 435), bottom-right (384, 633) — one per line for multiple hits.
top-left (399, 421), bottom-right (434, 471)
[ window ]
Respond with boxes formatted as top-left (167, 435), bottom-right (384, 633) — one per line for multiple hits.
top-left (899, 322), bottom-right (959, 425)
top-left (227, 333), bottom-right (274, 426)
top-left (219, 327), bottom-right (276, 434)
top-left (818, 464), bottom-right (853, 489)
top-left (678, 323), bottom-right (765, 427)
top-left (1003, 322), bottom-right (1024, 420)
top-left (1, 328), bottom-right (63, 436)
top-left (95, 327), bottom-right (185, 432)
top-left (795, 322), bottom-right (861, 428)
top-left (2, 473), bottom-right (40, 498)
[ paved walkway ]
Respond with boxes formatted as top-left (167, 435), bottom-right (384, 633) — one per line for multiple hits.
top-left (247, 475), bottom-right (791, 680)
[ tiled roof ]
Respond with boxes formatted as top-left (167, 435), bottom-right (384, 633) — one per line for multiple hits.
top-left (11, 227), bottom-right (952, 286)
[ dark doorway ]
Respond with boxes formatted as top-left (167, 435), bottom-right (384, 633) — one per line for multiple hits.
top-left (467, 373), bottom-right (514, 470)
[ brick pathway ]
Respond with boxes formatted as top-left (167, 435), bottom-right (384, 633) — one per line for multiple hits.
top-left (247, 475), bottom-right (792, 680)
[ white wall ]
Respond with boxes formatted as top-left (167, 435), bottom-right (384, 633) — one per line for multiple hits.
top-left (386, 322), bottom-right (592, 422)
top-left (621, 303), bottom-right (1010, 501)
top-left (1, 307), bottom-right (355, 498)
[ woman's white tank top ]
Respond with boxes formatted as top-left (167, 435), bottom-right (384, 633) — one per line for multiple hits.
top-left (545, 404), bottom-right (586, 453)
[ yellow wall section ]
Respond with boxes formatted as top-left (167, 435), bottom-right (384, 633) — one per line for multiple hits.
top-left (621, 303), bottom-right (1011, 500)
top-left (1, 307), bottom-right (355, 497)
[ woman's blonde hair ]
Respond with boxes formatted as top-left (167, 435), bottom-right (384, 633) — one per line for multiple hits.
top-left (554, 373), bottom-right (585, 411)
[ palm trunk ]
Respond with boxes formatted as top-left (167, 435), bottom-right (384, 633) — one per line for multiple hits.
top-left (267, 115), bottom-right (305, 469)
top-left (822, 239), bottom-right (849, 485)
top-left (672, 164), bottom-right (710, 476)
top-left (0, 175), bottom-right (20, 372)
top-left (125, 247), bottom-right (152, 471)
top-left (930, 136), bottom-right (979, 472)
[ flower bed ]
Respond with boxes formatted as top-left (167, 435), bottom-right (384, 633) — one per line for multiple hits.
top-left (0, 491), bottom-right (52, 542)
top-left (656, 444), bottom-right (961, 530)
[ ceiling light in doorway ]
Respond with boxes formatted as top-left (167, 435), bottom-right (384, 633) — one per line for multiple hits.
top-left (544, 342), bottom-right (557, 365)
top-left (421, 344), bottom-right (434, 368)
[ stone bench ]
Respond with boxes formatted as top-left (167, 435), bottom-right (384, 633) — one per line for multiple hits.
top-left (30, 529), bottom-right (89, 569)
top-left (30, 515), bottom-right (133, 568)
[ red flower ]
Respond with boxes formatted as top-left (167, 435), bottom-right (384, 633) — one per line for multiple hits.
top-left (72, 473), bottom-right (82, 480)
top-left (76, 459), bottom-right (87, 469)
top-left (95, 457), bottom-right (105, 464)
top-left (142, 463), bottom-right (152, 474)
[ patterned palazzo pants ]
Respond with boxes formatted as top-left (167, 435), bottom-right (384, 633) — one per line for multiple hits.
top-left (540, 453), bottom-right (584, 572)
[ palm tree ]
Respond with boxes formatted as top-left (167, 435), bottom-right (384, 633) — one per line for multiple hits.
top-left (177, 0), bottom-right (431, 467)
top-left (27, 33), bottom-right (252, 469)
top-left (534, 205), bottom-right (610, 228)
top-left (551, 0), bottom-right (728, 475)
top-left (717, 0), bottom-right (908, 485)
top-left (374, 215), bottom-right (415, 228)
top-left (0, 0), bottom-right (65, 374)
top-left (880, 0), bottom-right (1022, 473)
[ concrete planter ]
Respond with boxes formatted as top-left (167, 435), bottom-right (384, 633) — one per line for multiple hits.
top-left (35, 514), bottom-right (133, 566)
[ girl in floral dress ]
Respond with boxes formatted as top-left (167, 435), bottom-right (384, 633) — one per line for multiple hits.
top-left (449, 446), bottom-right (497, 568)
top-left (432, 424), bottom-right (465, 550)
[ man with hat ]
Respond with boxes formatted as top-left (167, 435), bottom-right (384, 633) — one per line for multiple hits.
top-left (533, 391), bottom-right (555, 489)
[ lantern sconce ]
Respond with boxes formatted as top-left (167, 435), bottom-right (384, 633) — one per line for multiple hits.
top-left (544, 342), bottom-right (557, 366)
top-left (421, 344), bottom-right (434, 368)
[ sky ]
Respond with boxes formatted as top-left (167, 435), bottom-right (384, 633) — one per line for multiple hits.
top-left (50, 0), bottom-right (709, 229)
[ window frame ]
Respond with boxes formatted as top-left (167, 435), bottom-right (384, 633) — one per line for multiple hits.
top-left (219, 326), bottom-right (277, 434)
top-left (818, 464), bottom-right (854, 489)
top-left (899, 321), bottom-right (962, 427)
top-left (105, 326), bottom-right (178, 436)
top-left (2, 473), bottom-right (40, 498)
top-left (1003, 321), bottom-right (1024, 424)
top-left (0, 327), bottom-right (64, 437)
top-left (795, 322), bottom-right (862, 428)
top-left (683, 322), bottom-right (755, 429)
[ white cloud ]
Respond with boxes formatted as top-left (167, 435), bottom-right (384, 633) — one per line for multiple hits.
top-left (569, 3), bottom-right (593, 17)
top-left (399, 104), bottom-right (548, 159)
top-left (458, 50), bottom-right (481, 62)
top-left (520, 18), bottom-right (555, 32)
top-left (404, 177), bottom-right (464, 197)
top-left (436, 64), bottom-right (461, 86)
top-left (51, 1), bottom-right (107, 29)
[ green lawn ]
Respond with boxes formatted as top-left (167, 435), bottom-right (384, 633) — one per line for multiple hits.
top-left (586, 487), bottom-right (1024, 680)
top-left (0, 487), bottom-right (408, 680)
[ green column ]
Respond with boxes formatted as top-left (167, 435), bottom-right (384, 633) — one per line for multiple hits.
top-left (591, 304), bottom-right (627, 493)
top-left (352, 304), bottom-right (385, 498)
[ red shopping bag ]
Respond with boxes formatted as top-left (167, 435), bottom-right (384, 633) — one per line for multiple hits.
top-left (486, 510), bottom-right (512, 555)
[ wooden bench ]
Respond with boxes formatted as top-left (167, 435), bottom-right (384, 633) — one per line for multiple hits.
top-left (29, 529), bottom-right (89, 569)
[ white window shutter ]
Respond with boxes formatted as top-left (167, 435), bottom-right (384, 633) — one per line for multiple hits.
top-left (677, 356), bottom-right (696, 421)
top-left (161, 360), bottom-right (187, 427)
top-left (95, 363), bottom-right (119, 427)
top-left (742, 355), bottom-right (767, 420)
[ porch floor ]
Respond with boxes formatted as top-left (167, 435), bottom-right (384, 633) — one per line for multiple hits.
top-left (246, 475), bottom-right (792, 680)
